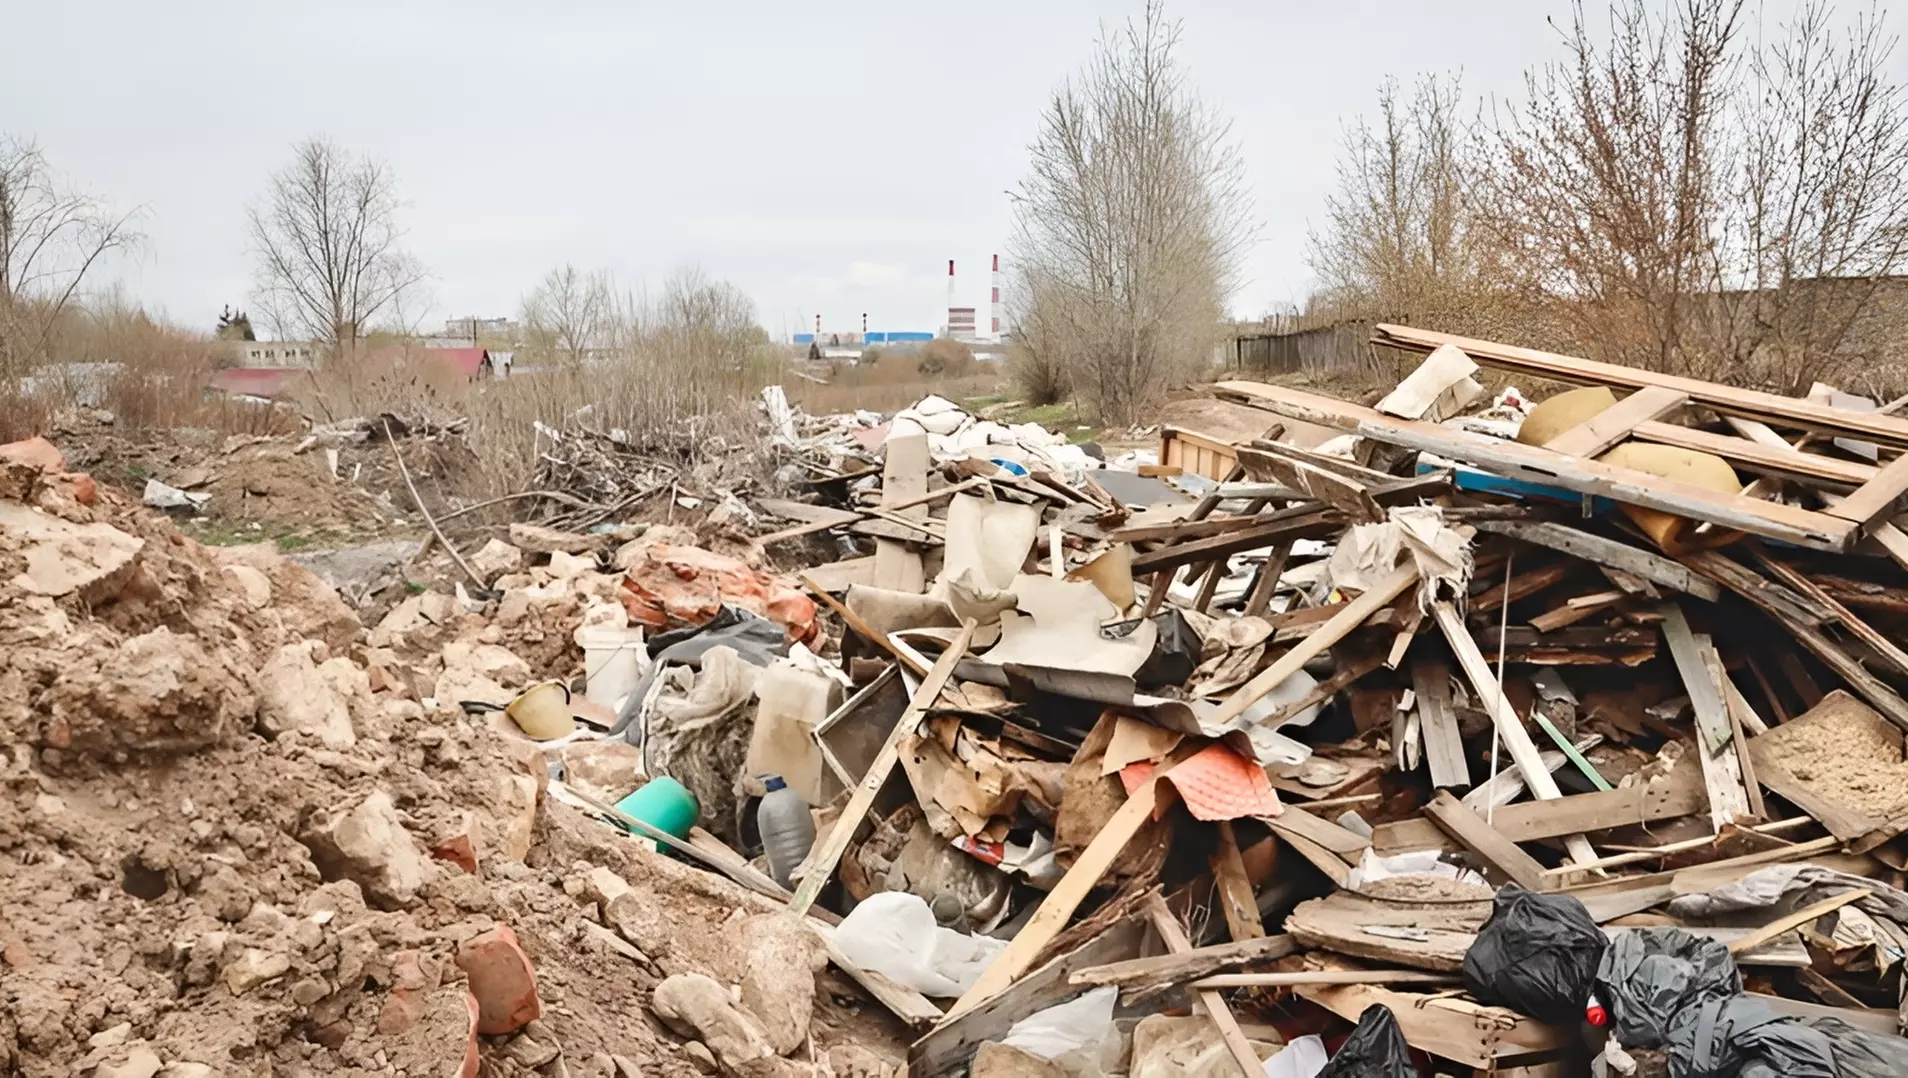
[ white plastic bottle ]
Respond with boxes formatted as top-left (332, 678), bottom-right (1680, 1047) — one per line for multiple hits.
top-left (757, 775), bottom-right (815, 889)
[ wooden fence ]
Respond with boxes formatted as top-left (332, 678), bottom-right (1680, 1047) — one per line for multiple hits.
top-left (1231, 319), bottom-right (1400, 378)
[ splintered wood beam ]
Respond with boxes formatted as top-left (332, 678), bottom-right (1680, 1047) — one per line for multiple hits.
top-left (1826, 450), bottom-right (1908, 525)
top-left (790, 621), bottom-right (974, 916)
top-left (1410, 658), bottom-right (1469, 790)
top-left (1215, 565), bottom-right (1418, 723)
top-left (1214, 380), bottom-right (1858, 550)
top-left (1425, 790), bottom-right (1550, 890)
top-left (1544, 386), bottom-right (1689, 458)
top-left (1371, 323), bottom-right (1908, 449)
top-left (1433, 601), bottom-right (1600, 868)
top-left (1471, 562), bottom-right (1573, 613)
top-left (1144, 897), bottom-right (1267, 1078)
top-left (1210, 822), bottom-right (1266, 942)
top-left (1658, 604), bottom-right (1755, 832)
top-left (1068, 934), bottom-right (1296, 991)
top-left (1473, 520), bottom-right (1720, 600)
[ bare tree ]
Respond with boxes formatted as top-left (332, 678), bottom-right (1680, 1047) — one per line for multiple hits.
top-left (1472, 0), bottom-right (1747, 374)
top-left (521, 263), bottom-right (613, 367)
top-left (247, 137), bottom-right (424, 352)
top-left (0, 136), bottom-right (140, 372)
top-left (1737, 1), bottom-right (1908, 390)
top-left (1307, 75), bottom-right (1485, 324)
top-left (1008, 0), bottom-right (1254, 425)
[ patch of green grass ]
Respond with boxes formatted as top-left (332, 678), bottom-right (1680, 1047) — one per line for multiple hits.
top-left (274, 534), bottom-right (314, 552)
top-left (124, 462), bottom-right (149, 480)
top-left (406, 581), bottom-right (428, 595)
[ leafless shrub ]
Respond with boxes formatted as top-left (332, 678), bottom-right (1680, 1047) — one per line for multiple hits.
top-left (247, 137), bottom-right (426, 351)
top-left (1008, 0), bottom-right (1254, 426)
top-left (0, 136), bottom-right (141, 376)
top-left (915, 337), bottom-right (975, 376)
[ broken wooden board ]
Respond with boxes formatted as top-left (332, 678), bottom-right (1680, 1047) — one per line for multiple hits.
top-left (1294, 961), bottom-right (1569, 1070)
top-left (1372, 753), bottom-right (1706, 856)
top-left (1434, 601), bottom-right (1600, 867)
top-left (1216, 379), bottom-right (1859, 551)
top-left (1371, 323), bottom-right (1908, 449)
top-left (1472, 519), bottom-right (1720, 599)
top-left (1068, 934), bottom-right (1297, 992)
top-left (1216, 564), bottom-right (1418, 723)
top-left (1144, 895), bottom-right (1265, 1077)
top-left (1748, 690), bottom-right (1908, 843)
top-left (1210, 821), bottom-right (1265, 942)
top-left (1659, 604), bottom-right (1753, 831)
top-left (1285, 890), bottom-right (1491, 972)
top-left (910, 919), bottom-right (1147, 1077)
top-left (1425, 790), bottom-right (1550, 890)
top-left (1544, 385), bottom-right (1689, 459)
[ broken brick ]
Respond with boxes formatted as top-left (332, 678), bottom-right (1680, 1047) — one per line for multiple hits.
top-left (455, 924), bottom-right (541, 1035)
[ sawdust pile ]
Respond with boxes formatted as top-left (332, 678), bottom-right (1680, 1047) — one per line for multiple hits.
top-left (0, 442), bottom-right (904, 1077)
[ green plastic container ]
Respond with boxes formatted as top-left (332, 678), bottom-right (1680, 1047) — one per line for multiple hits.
top-left (614, 777), bottom-right (699, 842)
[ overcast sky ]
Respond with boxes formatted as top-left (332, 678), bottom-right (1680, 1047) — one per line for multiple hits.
top-left (3, 0), bottom-right (1863, 340)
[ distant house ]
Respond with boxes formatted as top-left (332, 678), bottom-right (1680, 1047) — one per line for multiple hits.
top-left (357, 345), bottom-right (503, 380)
top-left (228, 340), bottom-right (319, 368)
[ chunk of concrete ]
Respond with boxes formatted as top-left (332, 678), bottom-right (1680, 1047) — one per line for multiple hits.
top-left (509, 523), bottom-right (607, 556)
top-left (649, 973), bottom-right (776, 1072)
top-left (300, 790), bottom-right (431, 909)
top-left (221, 948), bottom-right (291, 995)
top-left (256, 641), bottom-right (357, 749)
top-left (0, 502), bottom-right (144, 603)
top-left (737, 915), bottom-right (825, 1056)
top-left (94, 1047), bottom-right (162, 1078)
top-left (470, 538), bottom-right (525, 581)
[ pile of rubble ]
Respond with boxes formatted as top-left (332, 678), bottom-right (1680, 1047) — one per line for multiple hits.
top-left (19, 317), bottom-right (1908, 1078)
top-left (0, 436), bottom-right (909, 1077)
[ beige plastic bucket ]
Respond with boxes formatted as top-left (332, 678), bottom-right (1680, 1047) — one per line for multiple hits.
top-left (576, 626), bottom-right (647, 708)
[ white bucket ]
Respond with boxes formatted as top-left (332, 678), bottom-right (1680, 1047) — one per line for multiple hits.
top-left (576, 626), bottom-right (647, 709)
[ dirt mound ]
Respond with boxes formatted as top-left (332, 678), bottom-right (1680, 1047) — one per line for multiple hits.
top-left (0, 441), bottom-right (906, 1076)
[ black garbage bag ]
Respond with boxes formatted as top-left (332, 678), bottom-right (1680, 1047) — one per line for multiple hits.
top-left (1809, 1016), bottom-right (1908, 1078)
top-left (1666, 996), bottom-right (1836, 1078)
top-left (1460, 884), bottom-right (1607, 1024)
top-left (1318, 1004), bottom-right (1414, 1078)
top-left (1593, 926), bottom-right (1741, 1049)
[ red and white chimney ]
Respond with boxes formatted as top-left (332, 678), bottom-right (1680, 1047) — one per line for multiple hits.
top-left (990, 254), bottom-right (1001, 337)
top-left (946, 260), bottom-right (956, 335)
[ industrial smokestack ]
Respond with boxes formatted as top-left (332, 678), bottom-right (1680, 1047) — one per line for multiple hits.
top-left (814, 313), bottom-right (821, 337)
top-left (990, 254), bottom-right (1001, 338)
top-left (946, 260), bottom-right (956, 336)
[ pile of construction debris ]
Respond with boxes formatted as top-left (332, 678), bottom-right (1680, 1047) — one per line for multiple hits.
top-left (18, 320), bottom-right (1908, 1078)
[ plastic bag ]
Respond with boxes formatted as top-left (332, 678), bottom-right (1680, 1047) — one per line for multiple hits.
top-left (1667, 996), bottom-right (1835, 1078)
top-left (1317, 1005), bottom-right (1413, 1078)
top-left (831, 891), bottom-right (1007, 997)
top-left (1810, 1016), bottom-right (1908, 1078)
top-left (1594, 927), bottom-right (1741, 1049)
top-left (1461, 884), bottom-right (1607, 1024)
top-left (1263, 1035), bottom-right (1328, 1078)
top-left (1000, 985), bottom-right (1119, 1061)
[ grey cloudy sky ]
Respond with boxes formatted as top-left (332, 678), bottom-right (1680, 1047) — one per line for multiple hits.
top-left (2, 0), bottom-right (1856, 339)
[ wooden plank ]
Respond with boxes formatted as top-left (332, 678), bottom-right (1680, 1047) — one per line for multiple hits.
top-left (1068, 934), bottom-right (1296, 991)
top-left (1199, 970), bottom-right (1462, 988)
top-left (1294, 977), bottom-right (1566, 1069)
top-left (1747, 691), bottom-right (1897, 842)
top-left (1472, 562), bottom-right (1573, 613)
top-left (1215, 564), bottom-right (1417, 723)
top-left (1726, 888), bottom-right (1870, 955)
top-left (1473, 522), bottom-right (1718, 601)
top-left (1371, 323), bottom-right (1908, 449)
top-left (1635, 421), bottom-right (1876, 487)
top-left (1242, 540), bottom-right (1292, 618)
top-left (1529, 591), bottom-right (1624, 633)
top-left (790, 621), bottom-right (974, 915)
top-left (910, 920), bottom-right (1146, 1078)
top-left (943, 759), bottom-right (1176, 1020)
top-left (1110, 510), bottom-right (1297, 544)
top-left (1755, 552), bottom-right (1908, 679)
top-left (1684, 550), bottom-right (1908, 734)
top-left (1145, 896), bottom-right (1266, 1078)
top-left (1263, 805), bottom-right (1371, 858)
top-left (1216, 380), bottom-right (1859, 551)
top-left (1412, 658), bottom-right (1469, 789)
top-left (1667, 835), bottom-right (1844, 894)
top-left (1433, 601), bottom-right (1600, 867)
top-left (1659, 604), bottom-right (1753, 831)
top-left (1210, 822), bottom-right (1265, 941)
top-left (1826, 450), bottom-right (1908, 525)
top-left (874, 433), bottom-right (928, 591)
top-left (1425, 790), bottom-right (1550, 890)
top-left (1128, 505), bottom-right (1340, 575)
top-left (1462, 735), bottom-right (1603, 813)
top-left (1375, 759), bottom-right (1706, 855)
top-left (1544, 386), bottom-right (1689, 457)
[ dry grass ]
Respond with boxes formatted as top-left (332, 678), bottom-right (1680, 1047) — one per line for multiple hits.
top-left (785, 351), bottom-right (1004, 415)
